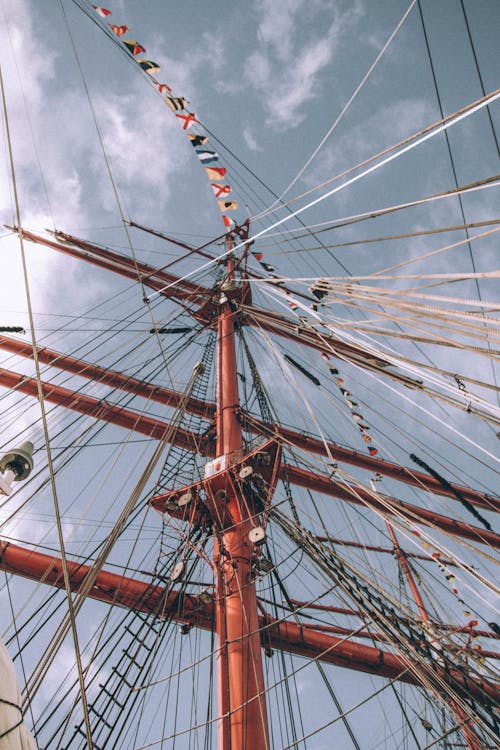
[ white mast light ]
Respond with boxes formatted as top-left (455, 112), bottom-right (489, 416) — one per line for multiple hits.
top-left (0, 441), bottom-right (34, 496)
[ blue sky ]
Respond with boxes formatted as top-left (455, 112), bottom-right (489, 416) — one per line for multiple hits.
top-left (0, 1), bottom-right (499, 748)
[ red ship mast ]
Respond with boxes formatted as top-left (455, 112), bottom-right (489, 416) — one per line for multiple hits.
top-left (214, 238), bottom-right (269, 748)
top-left (0, 228), bottom-right (499, 749)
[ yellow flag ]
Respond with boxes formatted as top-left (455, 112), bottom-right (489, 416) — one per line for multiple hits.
top-left (218, 200), bottom-right (238, 211)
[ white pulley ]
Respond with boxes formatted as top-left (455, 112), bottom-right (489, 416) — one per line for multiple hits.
top-left (239, 465), bottom-right (253, 480)
top-left (248, 526), bottom-right (266, 546)
top-left (178, 491), bottom-right (192, 507)
top-left (170, 561), bottom-right (184, 581)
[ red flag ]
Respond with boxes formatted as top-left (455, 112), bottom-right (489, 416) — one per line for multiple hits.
top-left (152, 82), bottom-right (172, 95)
top-left (251, 251), bottom-right (263, 261)
top-left (109, 24), bottom-right (129, 36)
top-left (222, 216), bottom-right (235, 229)
top-left (93, 5), bottom-right (111, 16)
top-left (368, 447), bottom-right (378, 456)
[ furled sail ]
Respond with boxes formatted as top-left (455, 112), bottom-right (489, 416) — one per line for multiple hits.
top-left (0, 639), bottom-right (37, 749)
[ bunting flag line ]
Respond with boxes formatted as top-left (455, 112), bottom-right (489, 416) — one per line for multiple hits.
top-left (189, 134), bottom-right (208, 147)
top-left (310, 278), bottom-right (331, 301)
top-left (412, 532), bottom-right (478, 638)
top-left (211, 183), bottom-right (231, 197)
top-left (92, 3), bottom-right (245, 233)
top-left (177, 112), bottom-right (199, 130)
top-left (93, 5), bottom-right (111, 17)
top-left (152, 81), bottom-right (172, 95)
top-left (166, 96), bottom-right (188, 112)
top-left (233, 220), bottom-right (250, 240)
top-left (268, 274), bottom-right (286, 286)
top-left (430, 550), bottom-right (485, 658)
top-left (137, 59), bottom-right (161, 75)
top-left (196, 148), bottom-right (219, 163)
top-left (123, 40), bottom-right (146, 56)
top-left (372, 475), bottom-right (481, 653)
top-left (259, 261), bottom-right (275, 273)
top-left (218, 200), bottom-right (238, 211)
top-left (205, 166), bottom-right (226, 180)
top-left (109, 24), bottom-right (129, 36)
top-left (321, 352), bottom-right (378, 457)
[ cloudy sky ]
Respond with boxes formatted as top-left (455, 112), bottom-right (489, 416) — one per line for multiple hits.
top-left (1, 0), bottom-right (497, 465)
top-left (0, 1), bottom-right (499, 748)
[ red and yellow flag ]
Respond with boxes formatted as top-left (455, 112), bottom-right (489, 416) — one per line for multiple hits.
top-left (205, 166), bottom-right (226, 180)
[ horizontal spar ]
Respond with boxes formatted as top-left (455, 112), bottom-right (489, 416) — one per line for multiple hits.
top-left (0, 367), bottom-right (210, 455)
top-left (1, 367), bottom-right (497, 546)
top-left (14, 227), bottom-right (209, 304)
top-left (282, 464), bottom-right (500, 549)
top-left (242, 305), bottom-right (391, 370)
top-left (14, 228), bottom-right (397, 371)
top-left (1, 540), bottom-right (497, 703)
top-left (267, 421), bottom-right (500, 513)
top-left (0, 336), bottom-right (213, 420)
top-left (1, 337), bottom-right (496, 513)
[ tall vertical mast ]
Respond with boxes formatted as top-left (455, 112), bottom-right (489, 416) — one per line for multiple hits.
top-left (215, 238), bottom-right (270, 749)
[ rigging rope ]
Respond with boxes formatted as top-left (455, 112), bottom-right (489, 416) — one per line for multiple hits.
top-left (257, 0), bottom-right (419, 217)
top-left (0, 63), bottom-right (94, 749)
top-left (459, 0), bottom-right (499, 156)
top-left (146, 88), bottom-right (500, 298)
top-left (409, 454), bottom-right (493, 533)
top-left (417, 0), bottom-right (500, 405)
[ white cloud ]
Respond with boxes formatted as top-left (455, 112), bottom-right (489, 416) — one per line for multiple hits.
top-left (245, 50), bottom-right (271, 89)
top-left (243, 0), bottom-right (364, 129)
top-left (242, 126), bottom-right (263, 152)
top-left (148, 26), bottom-right (228, 102)
top-left (254, 0), bottom-right (308, 61)
top-left (0, 0), bottom-right (198, 330)
top-left (91, 88), bottom-right (188, 214)
top-left (1, 0), bottom-right (212, 229)
top-left (200, 29), bottom-right (227, 72)
top-left (0, 6), bottom-right (92, 250)
top-left (0, 1), bottom-right (56, 108)
top-left (304, 97), bottom-right (435, 192)
top-left (268, 36), bottom-right (334, 126)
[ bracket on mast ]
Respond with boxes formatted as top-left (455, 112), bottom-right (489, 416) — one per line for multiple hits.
top-left (150, 439), bottom-right (281, 533)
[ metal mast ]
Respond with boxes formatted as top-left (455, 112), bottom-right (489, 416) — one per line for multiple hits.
top-left (1, 230), bottom-right (498, 747)
top-left (214, 238), bottom-right (270, 748)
